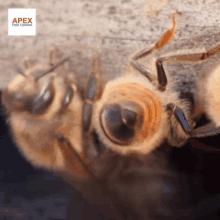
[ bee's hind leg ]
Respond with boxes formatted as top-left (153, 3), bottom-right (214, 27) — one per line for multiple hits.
top-left (131, 13), bottom-right (220, 91)
top-left (154, 40), bottom-right (220, 85)
top-left (130, 13), bottom-right (177, 91)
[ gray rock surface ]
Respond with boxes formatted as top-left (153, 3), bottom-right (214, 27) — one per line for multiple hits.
top-left (1, 0), bottom-right (220, 91)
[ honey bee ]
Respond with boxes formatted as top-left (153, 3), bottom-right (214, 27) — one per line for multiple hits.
top-left (2, 13), bottom-right (220, 219)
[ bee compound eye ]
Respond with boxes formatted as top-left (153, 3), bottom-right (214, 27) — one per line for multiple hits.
top-left (62, 85), bottom-right (74, 108)
top-left (121, 108), bottom-right (138, 127)
top-left (100, 102), bottom-right (144, 145)
top-left (32, 83), bottom-right (54, 114)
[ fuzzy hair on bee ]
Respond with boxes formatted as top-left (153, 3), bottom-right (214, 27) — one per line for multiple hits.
top-left (194, 62), bottom-right (220, 136)
top-left (204, 66), bottom-right (220, 126)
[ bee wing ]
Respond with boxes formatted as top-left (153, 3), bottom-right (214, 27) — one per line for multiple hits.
top-left (190, 122), bottom-right (220, 138)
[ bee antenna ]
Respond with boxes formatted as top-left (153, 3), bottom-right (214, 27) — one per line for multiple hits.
top-left (35, 55), bottom-right (71, 81)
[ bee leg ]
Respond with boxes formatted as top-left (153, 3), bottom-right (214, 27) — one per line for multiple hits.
top-left (150, 39), bottom-right (220, 90)
top-left (147, 40), bottom-right (220, 91)
top-left (153, 40), bottom-right (220, 81)
top-left (130, 13), bottom-right (177, 90)
top-left (130, 60), bottom-right (156, 83)
top-left (83, 54), bottom-right (103, 132)
top-left (149, 41), bottom-right (220, 90)
top-left (155, 46), bottom-right (220, 65)
top-left (190, 123), bottom-right (220, 138)
top-left (132, 13), bottom-right (177, 61)
top-left (131, 54), bottom-right (169, 91)
top-left (168, 103), bottom-right (220, 138)
top-left (167, 104), bottom-right (192, 134)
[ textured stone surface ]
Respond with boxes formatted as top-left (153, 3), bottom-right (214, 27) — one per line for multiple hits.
top-left (1, 0), bottom-right (220, 90)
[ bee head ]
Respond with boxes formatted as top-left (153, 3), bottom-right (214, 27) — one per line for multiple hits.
top-left (1, 55), bottom-right (93, 185)
top-left (2, 56), bottom-right (71, 115)
top-left (93, 75), bottom-right (166, 156)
